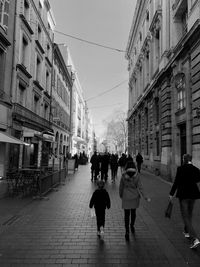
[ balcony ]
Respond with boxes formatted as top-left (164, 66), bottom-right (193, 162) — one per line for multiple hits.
top-left (12, 103), bottom-right (51, 131)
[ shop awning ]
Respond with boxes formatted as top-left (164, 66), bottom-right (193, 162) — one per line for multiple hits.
top-left (0, 131), bottom-right (29, 145)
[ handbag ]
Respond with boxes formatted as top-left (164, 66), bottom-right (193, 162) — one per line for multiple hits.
top-left (165, 200), bottom-right (173, 218)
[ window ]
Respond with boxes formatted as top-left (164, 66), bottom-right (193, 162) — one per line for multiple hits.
top-left (0, 48), bottom-right (5, 88)
top-left (36, 56), bottom-right (41, 82)
top-left (155, 97), bottom-right (159, 123)
top-left (19, 83), bottom-right (26, 106)
top-left (24, 0), bottom-right (29, 21)
top-left (146, 135), bottom-right (149, 155)
top-left (44, 103), bottom-right (48, 120)
top-left (38, 25), bottom-right (42, 43)
top-left (33, 95), bottom-right (39, 114)
top-left (177, 89), bottom-right (186, 110)
top-left (45, 70), bottom-right (49, 92)
top-left (0, 0), bottom-right (9, 33)
top-left (155, 132), bottom-right (160, 156)
top-left (38, 1), bottom-right (42, 16)
top-left (145, 108), bottom-right (148, 130)
top-left (21, 36), bottom-right (28, 67)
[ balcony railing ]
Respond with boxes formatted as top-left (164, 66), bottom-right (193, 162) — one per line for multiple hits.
top-left (12, 103), bottom-right (51, 130)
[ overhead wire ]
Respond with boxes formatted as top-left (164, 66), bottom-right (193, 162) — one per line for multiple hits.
top-left (54, 30), bottom-right (126, 53)
top-left (17, 14), bottom-right (126, 53)
top-left (86, 79), bottom-right (128, 102)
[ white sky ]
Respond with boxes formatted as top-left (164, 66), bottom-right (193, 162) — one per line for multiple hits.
top-left (49, 0), bottom-right (136, 137)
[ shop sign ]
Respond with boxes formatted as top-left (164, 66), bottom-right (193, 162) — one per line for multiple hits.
top-left (43, 134), bottom-right (55, 142)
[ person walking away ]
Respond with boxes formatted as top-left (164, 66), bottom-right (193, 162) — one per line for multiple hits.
top-left (119, 161), bottom-right (150, 241)
top-left (169, 154), bottom-right (200, 249)
top-left (90, 151), bottom-right (100, 182)
top-left (110, 154), bottom-right (118, 182)
top-left (118, 153), bottom-right (127, 174)
top-left (100, 152), bottom-right (110, 181)
top-left (89, 180), bottom-right (111, 237)
top-left (136, 152), bottom-right (143, 173)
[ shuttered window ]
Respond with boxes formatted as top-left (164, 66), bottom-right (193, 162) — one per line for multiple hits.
top-left (0, 0), bottom-right (9, 33)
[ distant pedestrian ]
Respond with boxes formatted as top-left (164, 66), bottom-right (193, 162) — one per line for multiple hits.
top-left (90, 151), bottom-right (100, 182)
top-left (110, 153), bottom-right (118, 182)
top-left (169, 154), bottom-right (200, 249)
top-left (136, 152), bottom-right (143, 173)
top-left (100, 152), bottom-right (110, 181)
top-left (119, 161), bottom-right (150, 241)
top-left (89, 180), bottom-right (111, 237)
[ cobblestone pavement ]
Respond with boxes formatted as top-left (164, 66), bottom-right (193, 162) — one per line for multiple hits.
top-left (0, 165), bottom-right (200, 266)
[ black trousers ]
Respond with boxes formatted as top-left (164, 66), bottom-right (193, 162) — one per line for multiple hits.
top-left (95, 208), bottom-right (105, 231)
top-left (124, 209), bottom-right (136, 233)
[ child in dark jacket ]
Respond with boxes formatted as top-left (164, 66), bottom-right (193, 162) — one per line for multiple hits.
top-left (89, 180), bottom-right (111, 237)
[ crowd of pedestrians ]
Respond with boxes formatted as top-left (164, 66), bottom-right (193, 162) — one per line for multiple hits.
top-left (89, 151), bottom-right (200, 250)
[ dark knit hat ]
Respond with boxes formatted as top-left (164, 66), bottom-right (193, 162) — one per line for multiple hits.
top-left (125, 161), bottom-right (136, 170)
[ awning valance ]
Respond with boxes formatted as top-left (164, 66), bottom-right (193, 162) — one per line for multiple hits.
top-left (0, 132), bottom-right (29, 145)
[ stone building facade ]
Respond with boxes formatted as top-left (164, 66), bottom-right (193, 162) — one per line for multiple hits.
top-left (50, 43), bottom-right (73, 169)
top-left (126, 0), bottom-right (200, 181)
top-left (0, 0), bottom-right (16, 177)
top-left (10, 0), bottom-right (55, 170)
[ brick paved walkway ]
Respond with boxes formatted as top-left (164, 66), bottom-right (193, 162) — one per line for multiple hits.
top-left (0, 165), bottom-right (200, 266)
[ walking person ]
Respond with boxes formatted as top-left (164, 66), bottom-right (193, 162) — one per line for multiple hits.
top-left (136, 152), bottom-right (143, 173)
top-left (90, 151), bottom-right (100, 182)
top-left (110, 154), bottom-right (118, 182)
top-left (169, 154), bottom-right (200, 249)
top-left (119, 161), bottom-right (150, 241)
top-left (89, 180), bottom-right (111, 237)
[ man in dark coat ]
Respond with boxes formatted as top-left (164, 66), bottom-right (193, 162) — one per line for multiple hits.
top-left (169, 154), bottom-right (200, 249)
top-left (90, 151), bottom-right (100, 181)
top-left (100, 152), bottom-right (110, 181)
top-left (136, 152), bottom-right (143, 173)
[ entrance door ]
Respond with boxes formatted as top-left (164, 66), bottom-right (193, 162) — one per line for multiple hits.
top-left (179, 123), bottom-right (186, 164)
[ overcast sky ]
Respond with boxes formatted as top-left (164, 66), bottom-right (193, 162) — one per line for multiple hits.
top-left (49, 0), bottom-right (136, 137)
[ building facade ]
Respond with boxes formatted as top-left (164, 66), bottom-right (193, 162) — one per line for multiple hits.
top-left (50, 43), bottom-right (73, 169)
top-left (0, 0), bottom-right (16, 176)
top-left (126, 0), bottom-right (200, 181)
top-left (10, 0), bottom-right (55, 170)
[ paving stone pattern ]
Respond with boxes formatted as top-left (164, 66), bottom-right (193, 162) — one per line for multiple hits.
top-left (0, 165), bottom-right (200, 266)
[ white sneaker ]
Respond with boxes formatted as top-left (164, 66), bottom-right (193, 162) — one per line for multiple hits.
top-left (100, 226), bottom-right (104, 236)
top-left (190, 239), bottom-right (200, 249)
top-left (183, 232), bottom-right (190, 238)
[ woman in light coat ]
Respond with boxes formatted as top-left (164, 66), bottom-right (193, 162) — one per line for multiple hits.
top-left (119, 161), bottom-right (149, 240)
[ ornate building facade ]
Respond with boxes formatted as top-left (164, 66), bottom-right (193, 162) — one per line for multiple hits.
top-left (10, 0), bottom-right (55, 170)
top-left (126, 0), bottom-right (200, 181)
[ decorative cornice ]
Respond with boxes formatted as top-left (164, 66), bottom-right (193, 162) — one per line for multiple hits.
top-left (19, 14), bottom-right (34, 35)
top-left (35, 40), bottom-right (45, 54)
top-left (0, 30), bottom-right (11, 47)
top-left (33, 80), bottom-right (44, 91)
top-left (16, 64), bottom-right (32, 79)
top-left (149, 8), bottom-right (162, 37)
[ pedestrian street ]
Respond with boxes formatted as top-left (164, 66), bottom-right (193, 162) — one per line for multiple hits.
top-left (0, 165), bottom-right (200, 266)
